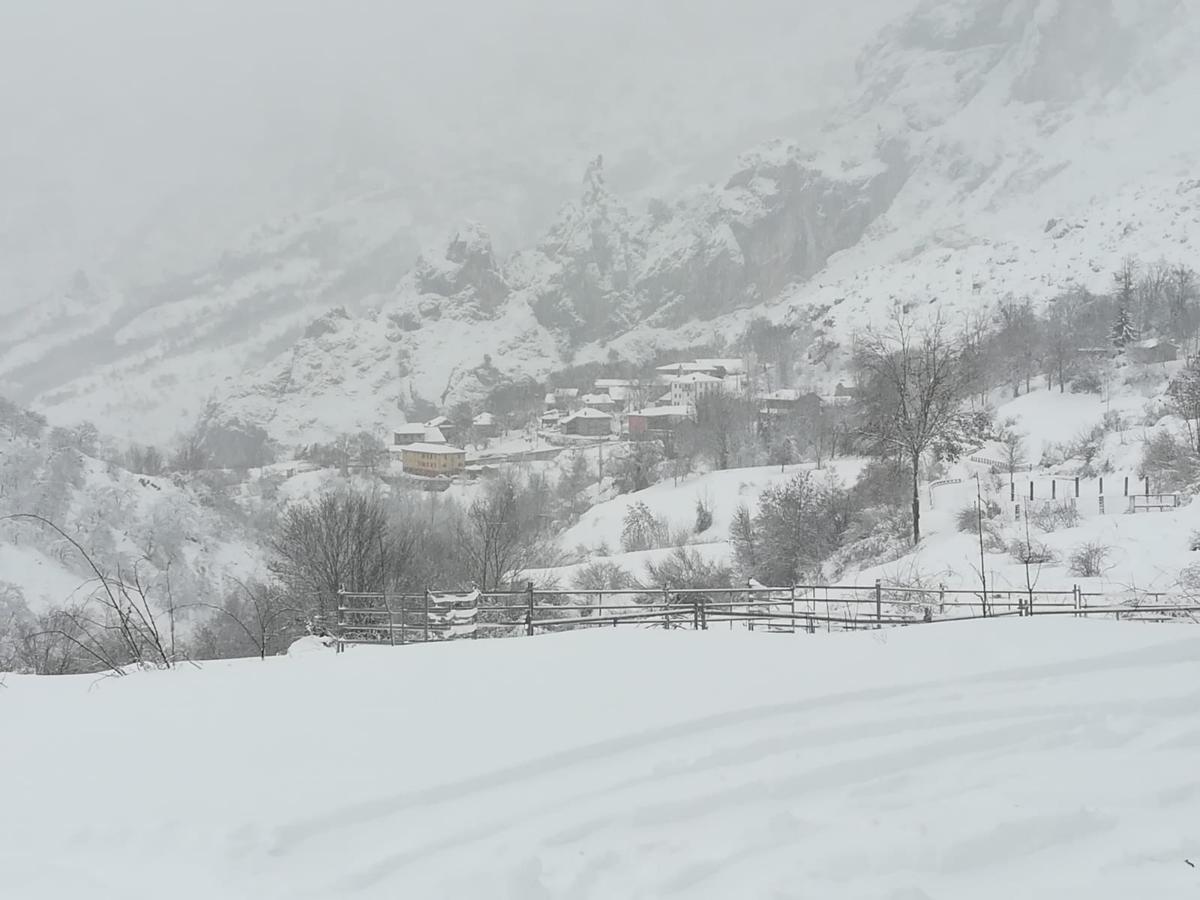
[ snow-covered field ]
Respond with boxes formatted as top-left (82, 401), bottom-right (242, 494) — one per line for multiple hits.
top-left (3, 622), bottom-right (1199, 898)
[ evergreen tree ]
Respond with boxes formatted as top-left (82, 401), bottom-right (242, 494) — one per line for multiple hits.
top-left (1111, 304), bottom-right (1136, 348)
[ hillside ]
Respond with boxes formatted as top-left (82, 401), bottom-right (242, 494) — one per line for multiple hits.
top-left (0, 399), bottom-right (264, 641)
top-left (5, 0), bottom-right (1200, 447)
top-left (3, 621), bottom-right (1199, 898)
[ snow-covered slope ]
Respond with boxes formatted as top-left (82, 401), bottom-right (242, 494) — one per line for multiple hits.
top-left (7, 0), bottom-right (1200, 447)
top-left (3, 621), bottom-right (1199, 898)
top-left (0, 401), bottom-right (264, 625)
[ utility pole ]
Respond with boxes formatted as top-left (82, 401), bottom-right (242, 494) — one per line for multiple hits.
top-left (975, 474), bottom-right (989, 617)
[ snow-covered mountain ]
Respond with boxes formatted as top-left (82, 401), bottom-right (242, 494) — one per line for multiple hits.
top-left (6, 0), bottom-right (1200, 447)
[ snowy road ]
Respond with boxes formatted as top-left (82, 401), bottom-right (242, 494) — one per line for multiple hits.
top-left (3, 621), bottom-right (1200, 898)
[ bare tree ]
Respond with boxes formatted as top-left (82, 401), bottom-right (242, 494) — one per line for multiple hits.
top-left (188, 579), bottom-right (306, 660)
top-left (460, 473), bottom-right (556, 590)
top-left (1044, 290), bottom-right (1083, 392)
top-left (1167, 364), bottom-right (1200, 455)
top-left (1, 514), bottom-right (182, 674)
top-left (694, 392), bottom-right (757, 470)
top-left (854, 313), bottom-right (966, 544)
top-left (993, 297), bottom-right (1039, 396)
top-left (269, 491), bottom-right (417, 621)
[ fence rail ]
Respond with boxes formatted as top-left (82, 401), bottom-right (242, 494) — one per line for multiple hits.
top-left (332, 582), bottom-right (1200, 649)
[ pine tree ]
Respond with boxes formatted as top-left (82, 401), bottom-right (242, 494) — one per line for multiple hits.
top-left (1112, 304), bottom-right (1136, 348)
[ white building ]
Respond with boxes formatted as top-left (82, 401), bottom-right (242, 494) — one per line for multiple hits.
top-left (668, 372), bottom-right (723, 410)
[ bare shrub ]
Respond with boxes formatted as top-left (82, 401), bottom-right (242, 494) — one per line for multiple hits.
top-left (573, 561), bottom-right (637, 591)
top-left (643, 546), bottom-right (732, 590)
top-left (1008, 538), bottom-right (1056, 566)
top-left (955, 501), bottom-right (1000, 534)
top-left (1071, 369), bottom-right (1103, 394)
top-left (1031, 502), bottom-right (1080, 532)
top-left (694, 496), bottom-right (714, 534)
top-left (1068, 542), bottom-right (1112, 578)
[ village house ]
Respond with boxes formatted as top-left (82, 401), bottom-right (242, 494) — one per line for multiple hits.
top-left (561, 407), bottom-right (614, 437)
top-left (626, 405), bottom-right (691, 436)
top-left (754, 389), bottom-right (822, 435)
top-left (401, 443), bottom-right (467, 478)
top-left (471, 412), bottom-right (500, 440)
top-left (656, 358), bottom-right (748, 393)
top-left (424, 415), bottom-right (462, 446)
top-left (392, 423), bottom-right (447, 447)
top-left (1126, 338), bottom-right (1178, 364)
top-left (668, 371), bottom-right (724, 410)
top-left (579, 392), bottom-right (617, 413)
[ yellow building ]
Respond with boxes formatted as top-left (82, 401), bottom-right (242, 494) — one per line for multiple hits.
top-left (401, 443), bottom-right (466, 478)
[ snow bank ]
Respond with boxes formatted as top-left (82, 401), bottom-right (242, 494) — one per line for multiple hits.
top-left (3, 621), bottom-right (1199, 898)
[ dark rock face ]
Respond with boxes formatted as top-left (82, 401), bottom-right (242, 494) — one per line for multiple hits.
top-left (415, 222), bottom-right (509, 313)
top-left (524, 149), bottom-right (907, 342)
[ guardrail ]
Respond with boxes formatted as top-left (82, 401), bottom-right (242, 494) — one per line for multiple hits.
top-left (333, 582), bottom-right (1200, 649)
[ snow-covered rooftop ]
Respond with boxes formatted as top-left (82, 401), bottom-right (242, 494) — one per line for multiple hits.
top-left (633, 405), bottom-right (690, 417)
top-left (563, 407), bottom-right (613, 422)
top-left (402, 442), bottom-right (465, 455)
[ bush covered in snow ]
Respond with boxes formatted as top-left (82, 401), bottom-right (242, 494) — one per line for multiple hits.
top-left (1068, 542), bottom-right (1112, 578)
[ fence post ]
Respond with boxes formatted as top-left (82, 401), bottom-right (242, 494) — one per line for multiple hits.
top-left (423, 588), bottom-right (430, 642)
top-left (1051, 479), bottom-right (1056, 500)
top-left (399, 593), bottom-right (406, 645)
top-left (663, 584), bottom-right (671, 629)
top-left (526, 581), bottom-right (535, 637)
top-left (1075, 476), bottom-right (1079, 498)
top-left (1029, 481), bottom-right (1034, 501)
top-left (1124, 476), bottom-right (1129, 496)
top-left (875, 579), bottom-right (882, 629)
top-left (385, 592), bottom-right (395, 647)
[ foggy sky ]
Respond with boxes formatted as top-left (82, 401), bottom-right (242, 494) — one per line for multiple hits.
top-left (0, 1), bottom-right (913, 309)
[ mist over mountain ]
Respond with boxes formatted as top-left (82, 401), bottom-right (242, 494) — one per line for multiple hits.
top-left (0, 0), bottom-right (904, 306)
top-left (4, 0), bottom-right (1199, 450)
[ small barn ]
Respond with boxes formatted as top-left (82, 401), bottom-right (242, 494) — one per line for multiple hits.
top-left (561, 407), bottom-right (613, 437)
top-left (1126, 338), bottom-right (1178, 364)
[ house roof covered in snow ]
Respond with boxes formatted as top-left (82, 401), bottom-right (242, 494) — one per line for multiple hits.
top-left (562, 407), bottom-right (613, 423)
top-left (425, 416), bottom-right (450, 428)
top-left (473, 412), bottom-right (496, 426)
top-left (402, 442), bottom-right (466, 455)
top-left (1130, 338), bottom-right (1173, 350)
top-left (671, 372), bottom-right (722, 385)
top-left (394, 425), bottom-right (446, 444)
top-left (694, 358), bottom-right (745, 374)
top-left (632, 405), bottom-right (690, 417)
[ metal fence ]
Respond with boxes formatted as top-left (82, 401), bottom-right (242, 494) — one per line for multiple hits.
top-left (333, 582), bottom-right (1200, 649)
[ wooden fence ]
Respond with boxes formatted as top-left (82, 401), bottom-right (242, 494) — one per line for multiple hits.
top-left (333, 582), bottom-right (1200, 649)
